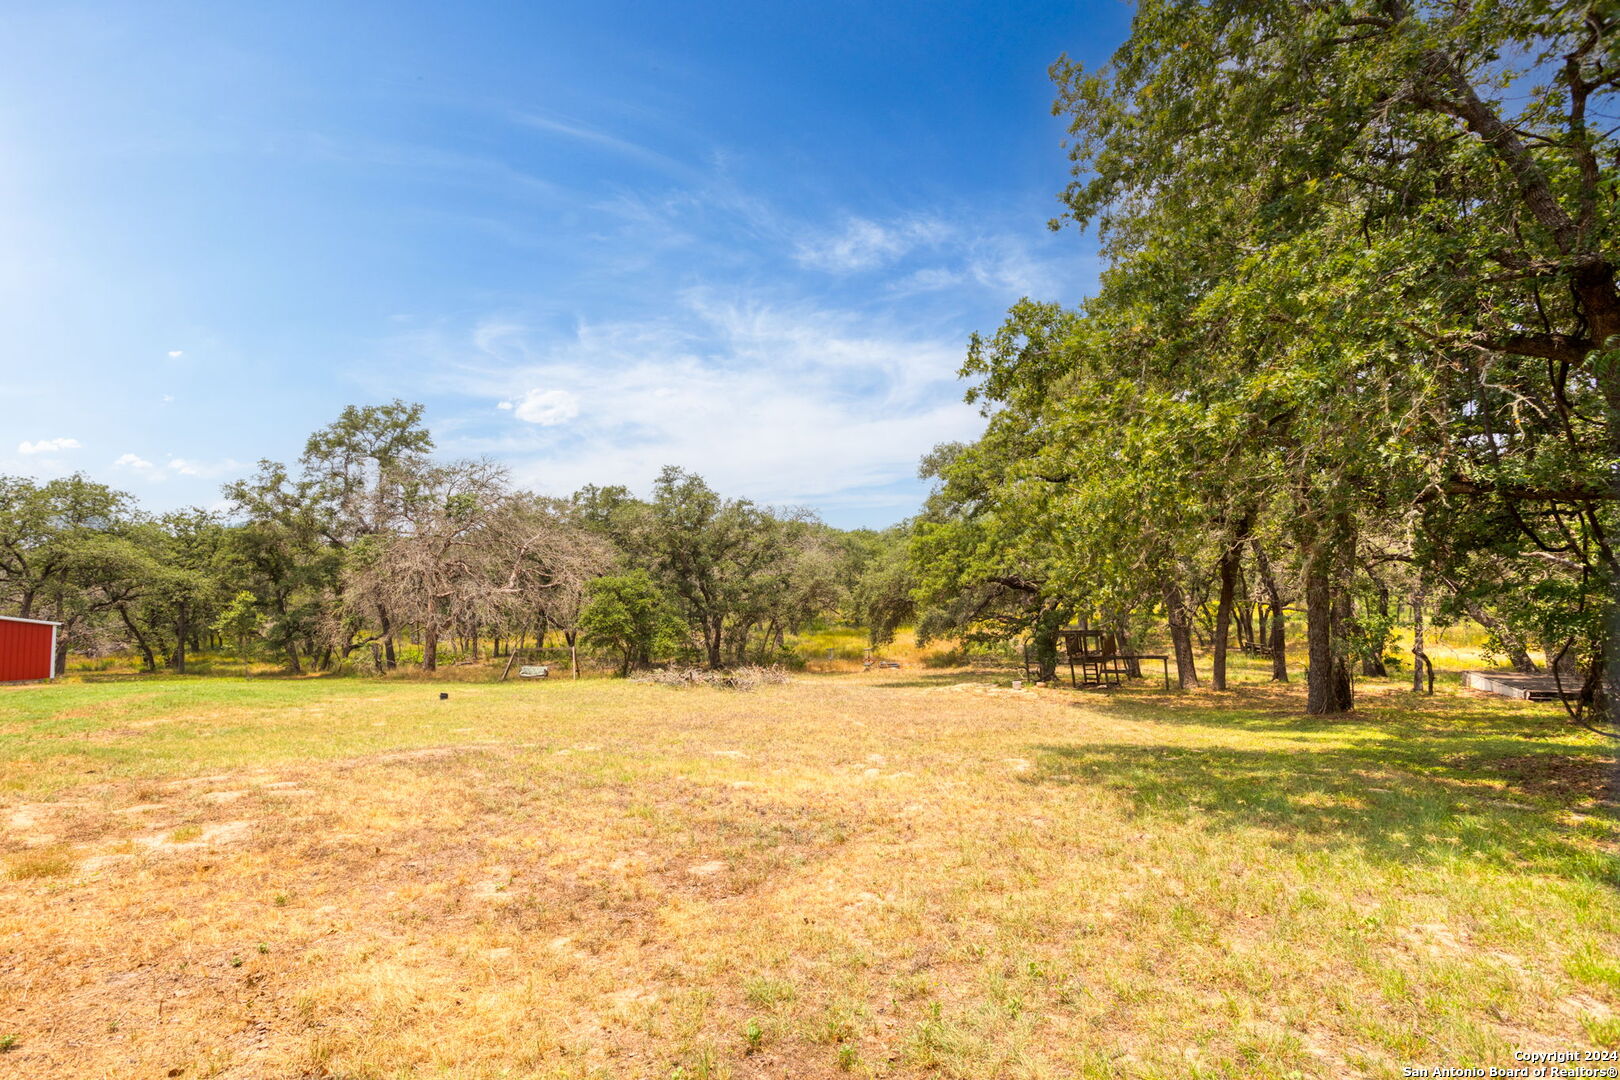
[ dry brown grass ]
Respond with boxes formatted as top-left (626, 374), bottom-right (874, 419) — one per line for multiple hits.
top-left (0, 671), bottom-right (1614, 1078)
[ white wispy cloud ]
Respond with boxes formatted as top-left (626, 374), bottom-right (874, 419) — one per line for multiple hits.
top-left (793, 216), bottom-right (950, 273)
top-left (506, 388), bottom-right (580, 426)
top-left (342, 189), bottom-right (1095, 523)
top-left (886, 266), bottom-right (967, 296)
top-left (167, 456), bottom-right (244, 478)
top-left (113, 452), bottom-right (158, 476)
top-left (406, 291), bottom-right (980, 514)
top-left (510, 110), bottom-right (688, 175)
top-left (584, 180), bottom-right (1087, 310)
top-left (109, 453), bottom-right (243, 483)
top-left (17, 437), bottom-right (80, 455)
top-left (964, 236), bottom-right (1070, 298)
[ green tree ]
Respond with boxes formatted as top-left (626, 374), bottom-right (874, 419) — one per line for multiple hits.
top-left (579, 570), bottom-right (679, 676)
top-left (211, 590), bottom-right (262, 677)
top-left (1050, 0), bottom-right (1620, 719)
top-left (844, 526), bottom-right (915, 648)
top-left (0, 475), bottom-right (153, 672)
top-left (148, 508), bottom-right (233, 674)
top-left (911, 435), bottom-right (1076, 682)
top-left (636, 467), bottom-right (818, 669)
top-left (228, 400), bottom-right (434, 669)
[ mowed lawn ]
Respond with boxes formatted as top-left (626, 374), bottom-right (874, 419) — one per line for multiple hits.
top-left (0, 673), bottom-right (1616, 1079)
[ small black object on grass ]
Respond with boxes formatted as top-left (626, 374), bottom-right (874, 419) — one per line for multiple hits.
top-left (439, 692), bottom-right (448, 700)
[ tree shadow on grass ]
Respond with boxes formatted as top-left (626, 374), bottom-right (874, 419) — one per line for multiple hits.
top-left (1023, 733), bottom-right (1618, 886)
top-left (1078, 678), bottom-right (1588, 740)
top-left (865, 665), bottom-right (1619, 873)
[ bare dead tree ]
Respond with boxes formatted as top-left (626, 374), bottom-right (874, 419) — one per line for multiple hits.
top-left (340, 459), bottom-right (510, 671)
top-left (485, 494), bottom-right (612, 679)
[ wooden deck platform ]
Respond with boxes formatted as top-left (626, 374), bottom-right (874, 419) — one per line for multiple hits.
top-left (1463, 670), bottom-right (1577, 702)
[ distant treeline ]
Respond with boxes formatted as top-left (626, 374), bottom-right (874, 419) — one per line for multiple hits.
top-left (0, 402), bottom-right (914, 677)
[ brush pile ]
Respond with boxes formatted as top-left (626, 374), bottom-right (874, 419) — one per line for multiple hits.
top-left (634, 665), bottom-right (790, 691)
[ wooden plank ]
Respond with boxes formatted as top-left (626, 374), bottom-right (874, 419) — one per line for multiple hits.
top-left (1464, 670), bottom-right (1573, 701)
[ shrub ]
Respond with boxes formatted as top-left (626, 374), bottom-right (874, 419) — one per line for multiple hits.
top-left (579, 570), bottom-right (682, 677)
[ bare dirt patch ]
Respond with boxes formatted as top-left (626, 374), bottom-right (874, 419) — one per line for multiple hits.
top-left (136, 819), bottom-right (254, 852)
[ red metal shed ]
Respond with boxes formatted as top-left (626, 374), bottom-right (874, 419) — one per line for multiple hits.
top-left (0, 616), bottom-right (59, 683)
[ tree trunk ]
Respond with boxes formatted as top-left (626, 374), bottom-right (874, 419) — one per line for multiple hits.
top-left (706, 618), bottom-right (723, 670)
top-left (1212, 541), bottom-right (1239, 690)
top-left (380, 610), bottom-right (397, 670)
top-left (1411, 582), bottom-right (1434, 695)
top-left (119, 606), bottom-right (158, 673)
top-left (1456, 596), bottom-right (1537, 673)
top-left (1303, 546), bottom-right (1353, 715)
top-left (1250, 538), bottom-right (1289, 682)
top-left (172, 605), bottom-right (189, 674)
top-left (1360, 573), bottom-right (1390, 677)
top-left (566, 629), bottom-right (580, 680)
top-left (1162, 577), bottom-right (1200, 688)
top-left (423, 625), bottom-right (438, 672)
top-left (1579, 649), bottom-right (1609, 721)
top-left (1115, 623), bottom-right (1142, 678)
top-left (1305, 560), bottom-right (1333, 712)
top-left (1411, 583), bottom-right (1427, 693)
top-left (1234, 555), bottom-right (1255, 651)
top-left (1269, 605), bottom-right (1288, 682)
top-left (1030, 607), bottom-right (1063, 682)
top-left (1334, 582), bottom-right (1358, 697)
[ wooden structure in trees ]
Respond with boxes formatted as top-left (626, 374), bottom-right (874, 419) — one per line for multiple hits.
top-left (1056, 626), bottom-right (1170, 691)
top-left (1462, 670), bottom-right (1576, 702)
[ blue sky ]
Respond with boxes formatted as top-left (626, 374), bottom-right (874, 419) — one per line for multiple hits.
top-left (0, 1), bottom-right (1123, 528)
